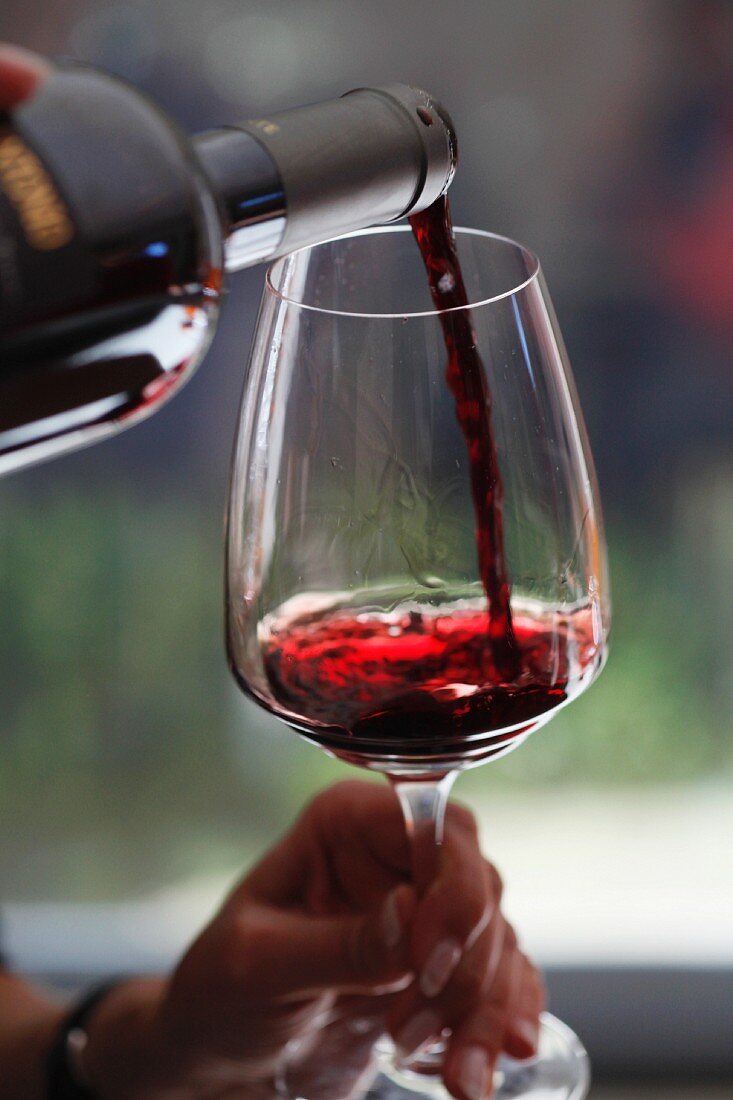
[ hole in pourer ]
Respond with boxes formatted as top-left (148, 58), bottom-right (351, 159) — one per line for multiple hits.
top-left (416, 106), bottom-right (434, 126)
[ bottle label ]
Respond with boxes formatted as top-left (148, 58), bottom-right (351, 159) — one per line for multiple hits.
top-left (0, 120), bottom-right (96, 332)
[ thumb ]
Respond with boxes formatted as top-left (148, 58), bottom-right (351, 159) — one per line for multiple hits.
top-left (259, 884), bottom-right (416, 996)
top-left (0, 45), bottom-right (50, 107)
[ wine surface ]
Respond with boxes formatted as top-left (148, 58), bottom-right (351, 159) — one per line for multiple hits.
top-left (409, 195), bottom-right (520, 680)
top-left (260, 601), bottom-right (598, 761)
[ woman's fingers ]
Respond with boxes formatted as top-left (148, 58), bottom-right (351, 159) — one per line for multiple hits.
top-left (388, 874), bottom-right (543, 1100)
top-left (388, 861), bottom-right (501, 1052)
top-left (409, 808), bottom-right (502, 1000)
top-left (441, 929), bottom-right (528, 1100)
top-left (389, 905), bottom-right (513, 1062)
top-left (385, 801), bottom-right (512, 1068)
top-left (442, 954), bottom-right (543, 1100)
top-left (501, 953), bottom-right (545, 1061)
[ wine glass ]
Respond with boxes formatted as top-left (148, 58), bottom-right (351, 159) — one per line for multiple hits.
top-left (226, 224), bottom-right (609, 1099)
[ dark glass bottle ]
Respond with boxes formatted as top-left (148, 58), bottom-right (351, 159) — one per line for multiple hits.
top-left (0, 63), bottom-right (456, 472)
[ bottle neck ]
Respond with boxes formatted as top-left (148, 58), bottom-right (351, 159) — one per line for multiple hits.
top-left (194, 84), bottom-right (456, 273)
top-left (193, 128), bottom-right (286, 272)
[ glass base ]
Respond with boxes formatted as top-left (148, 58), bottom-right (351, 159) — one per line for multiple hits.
top-left (366, 1014), bottom-right (590, 1100)
top-left (281, 1012), bottom-right (589, 1100)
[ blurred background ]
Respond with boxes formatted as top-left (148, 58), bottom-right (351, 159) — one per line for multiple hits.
top-left (0, 0), bottom-right (731, 1091)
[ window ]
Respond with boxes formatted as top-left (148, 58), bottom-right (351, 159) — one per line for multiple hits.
top-left (1, 1), bottom-right (731, 1089)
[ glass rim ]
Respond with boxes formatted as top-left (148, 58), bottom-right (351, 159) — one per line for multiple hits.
top-left (265, 224), bottom-right (541, 319)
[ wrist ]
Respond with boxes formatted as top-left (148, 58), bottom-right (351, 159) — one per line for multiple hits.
top-left (14, 1005), bottom-right (68, 1099)
top-left (80, 976), bottom-right (283, 1100)
top-left (78, 978), bottom-right (186, 1100)
top-left (0, 971), bottom-right (66, 1099)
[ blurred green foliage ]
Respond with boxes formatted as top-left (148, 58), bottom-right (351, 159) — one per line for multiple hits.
top-left (0, 487), bottom-right (272, 898)
top-left (0, 486), bottom-right (730, 900)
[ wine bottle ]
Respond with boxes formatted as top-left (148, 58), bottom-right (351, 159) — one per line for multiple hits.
top-left (0, 62), bottom-right (456, 473)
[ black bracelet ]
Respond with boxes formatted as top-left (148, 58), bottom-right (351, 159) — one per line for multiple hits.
top-left (45, 982), bottom-right (120, 1099)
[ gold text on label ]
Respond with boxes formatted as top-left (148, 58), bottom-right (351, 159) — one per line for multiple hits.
top-left (0, 135), bottom-right (74, 250)
top-left (248, 119), bottom-right (280, 136)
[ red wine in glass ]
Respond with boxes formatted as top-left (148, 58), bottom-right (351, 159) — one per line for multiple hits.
top-left (261, 600), bottom-right (599, 766)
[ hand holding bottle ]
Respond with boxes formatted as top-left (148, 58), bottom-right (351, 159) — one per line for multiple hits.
top-left (0, 52), bottom-right (456, 477)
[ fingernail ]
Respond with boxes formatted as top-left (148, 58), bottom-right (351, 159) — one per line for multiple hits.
top-left (420, 936), bottom-right (462, 998)
top-left (380, 890), bottom-right (402, 949)
top-left (457, 1045), bottom-right (491, 1100)
top-left (512, 1017), bottom-right (539, 1054)
top-left (396, 1008), bottom-right (441, 1059)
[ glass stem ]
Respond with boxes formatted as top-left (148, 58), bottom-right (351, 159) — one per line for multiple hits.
top-left (390, 772), bottom-right (458, 895)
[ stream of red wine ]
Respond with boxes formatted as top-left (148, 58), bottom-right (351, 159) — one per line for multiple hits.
top-left (408, 194), bottom-right (521, 681)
